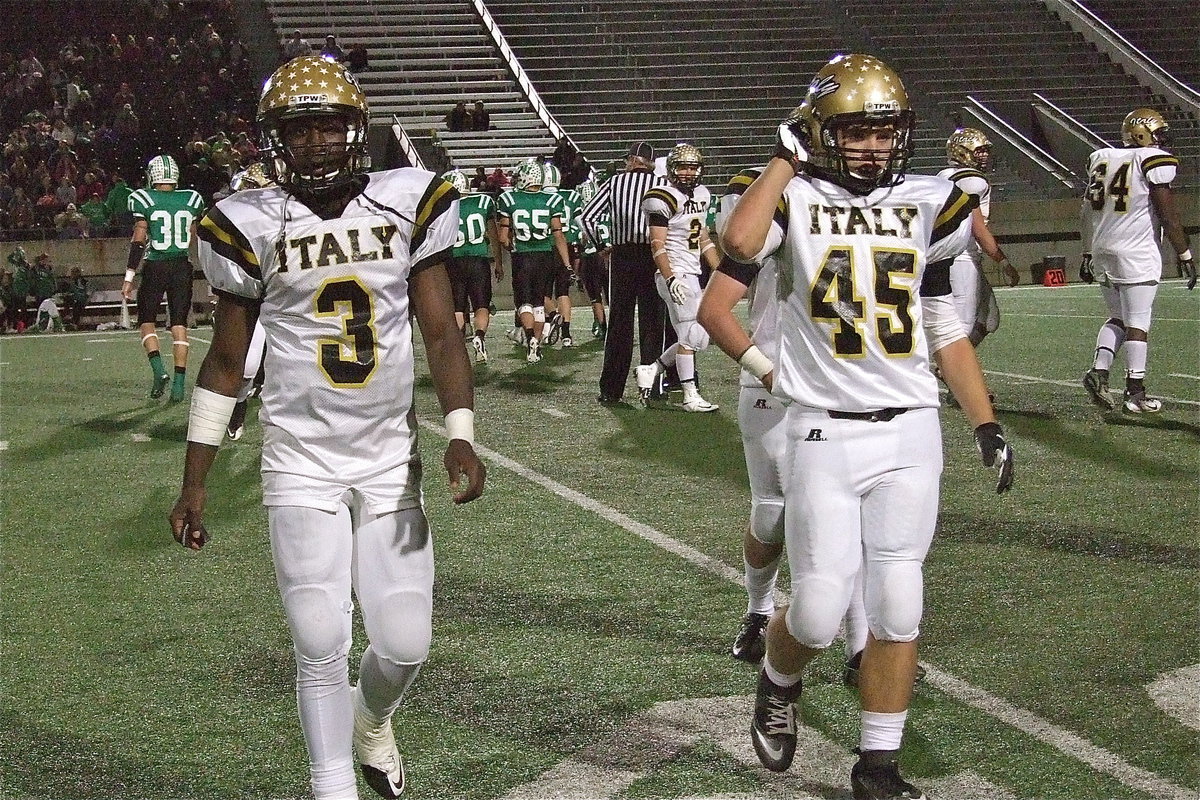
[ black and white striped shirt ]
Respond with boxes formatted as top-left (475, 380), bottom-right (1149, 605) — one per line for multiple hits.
top-left (579, 168), bottom-right (665, 246)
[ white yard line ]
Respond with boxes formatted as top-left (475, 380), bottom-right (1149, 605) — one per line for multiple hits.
top-left (540, 407), bottom-right (569, 418)
top-left (420, 418), bottom-right (1194, 800)
top-left (1004, 313), bottom-right (1196, 322)
top-left (985, 370), bottom-right (1199, 406)
top-left (1169, 373), bottom-right (1200, 381)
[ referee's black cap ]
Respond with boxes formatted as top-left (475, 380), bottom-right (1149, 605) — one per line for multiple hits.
top-left (626, 141), bottom-right (654, 161)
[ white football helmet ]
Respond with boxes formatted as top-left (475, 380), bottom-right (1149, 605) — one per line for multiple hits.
top-left (541, 163), bottom-right (561, 190)
top-left (442, 169), bottom-right (470, 194)
top-left (513, 160), bottom-right (543, 190)
top-left (146, 154), bottom-right (179, 186)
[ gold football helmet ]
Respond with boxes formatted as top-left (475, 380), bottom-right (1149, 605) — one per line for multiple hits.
top-left (1121, 108), bottom-right (1169, 148)
top-left (229, 161), bottom-right (276, 191)
top-left (946, 128), bottom-right (993, 171)
top-left (257, 55), bottom-right (370, 190)
top-left (666, 143), bottom-right (704, 191)
top-left (792, 53), bottom-right (915, 193)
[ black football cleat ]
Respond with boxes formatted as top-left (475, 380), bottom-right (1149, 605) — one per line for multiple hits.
top-left (750, 669), bottom-right (802, 772)
top-left (731, 612), bottom-right (770, 663)
top-left (850, 748), bottom-right (926, 799)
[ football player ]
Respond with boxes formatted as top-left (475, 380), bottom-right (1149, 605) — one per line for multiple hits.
top-left (635, 144), bottom-right (722, 412)
top-left (496, 160), bottom-right (572, 362)
top-left (443, 169), bottom-right (501, 364)
top-left (707, 53), bottom-right (1015, 799)
top-left (541, 163), bottom-right (580, 347)
top-left (1080, 107), bottom-right (1194, 414)
top-left (122, 154), bottom-right (206, 401)
top-left (168, 55), bottom-right (485, 800)
top-left (575, 178), bottom-right (610, 340)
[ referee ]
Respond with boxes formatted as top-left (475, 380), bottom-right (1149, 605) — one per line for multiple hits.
top-left (580, 142), bottom-right (668, 403)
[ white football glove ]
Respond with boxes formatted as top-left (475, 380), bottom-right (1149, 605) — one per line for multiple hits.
top-left (774, 117), bottom-right (808, 172)
top-left (666, 275), bottom-right (689, 305)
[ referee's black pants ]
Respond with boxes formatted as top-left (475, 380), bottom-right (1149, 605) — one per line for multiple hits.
top-left (599, 243), bottom-right (670, 400)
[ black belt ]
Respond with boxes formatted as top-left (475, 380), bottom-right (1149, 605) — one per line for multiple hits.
top-left (827, 408), bottom-right (908, 422)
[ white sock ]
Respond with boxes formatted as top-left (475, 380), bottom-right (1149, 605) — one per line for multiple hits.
top-left (744, 555), bottom-right (779, 615)
top-left (1093, 322), bottom-right (1124, 371)
top-left (860, 709), bottom-right (908, 752)
top-left (294, 648), bottom-right (357, 800)
top-left (1123, 340), bottom-right (1148, 381)
top-left (676, 352), bottom-right (695, 383)
top-left (656, 343), bottom-right (679, 370)
top-left (763, 656), bottom-right (803, 688)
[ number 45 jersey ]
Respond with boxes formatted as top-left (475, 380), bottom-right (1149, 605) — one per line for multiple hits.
top-left (197, 168), bottom-right (459, 488)
top-left (1083, 146), bottom-right (1178, 284)
top-left (747, 173), bottom-right (975, 413)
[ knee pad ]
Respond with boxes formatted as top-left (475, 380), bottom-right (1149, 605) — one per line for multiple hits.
top-left (864, 564), bottom-right (923, 643)
top-left (785, 577), bottom-right (848, 650)
top-left (679, 320), bottom-right (710, 352)
top-left (750, 499), bottom-right (785, 546)
top-left (281, 583), bottom-right (354, 663)
top-left (362, 587), bottom-right (433, 665)
top-left (517, 303), bottom-right (534, 317)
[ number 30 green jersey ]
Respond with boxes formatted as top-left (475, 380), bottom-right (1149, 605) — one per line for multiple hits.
top-left (128, 187), bottom-right (207, 261)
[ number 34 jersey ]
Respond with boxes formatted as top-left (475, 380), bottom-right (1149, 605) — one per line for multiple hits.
top-left (749, 174), bottom-right (975, 413)
top-left (196, 168), bottom-right (459, 486)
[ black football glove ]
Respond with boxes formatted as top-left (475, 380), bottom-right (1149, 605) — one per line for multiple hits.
top-left (773, 116), bottom-right (808, 173)
top-left (1180, 256), bottom-right (1196, 291)
top-left (1079, 253), bottom-right (1094, 284)
top-left (974, 422), bottom-right (1014, 494)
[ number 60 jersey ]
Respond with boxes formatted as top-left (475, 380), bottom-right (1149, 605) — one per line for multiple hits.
top-left (197, 168), bottom-right (459, 489)
top-left (745, 173), bottom-right (975, 413)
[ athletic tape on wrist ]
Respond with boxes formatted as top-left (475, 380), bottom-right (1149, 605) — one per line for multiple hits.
top-left (124, 269), bottom-right (136, 283)
top-left (738, 345), bottom-right (774, 380)
top-left (444, 407), bottom-right (475, 443)
top-left (652, 247), bottom-right (667, 259)
top-left (187, 387), bottom-right (237, 447)
top-left (1181, 249), bottom-right (1193, 262)
top-left (700, 242), bottom-right (716, 255)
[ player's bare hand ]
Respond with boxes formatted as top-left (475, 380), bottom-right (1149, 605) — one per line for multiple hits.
top-left (761, 370), bottom-right (774, 391)
top-left (121, 281), bottom-right (134, 301)
top-left (445, 439), bottom-right (485, 504)
top-left (169, 486), bottom-right (211, 550)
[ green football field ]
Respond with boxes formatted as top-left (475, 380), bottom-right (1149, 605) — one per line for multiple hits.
top-left (1, 281), bottom-right (1196, 800)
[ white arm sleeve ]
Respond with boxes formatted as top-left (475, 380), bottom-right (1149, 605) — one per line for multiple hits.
top-left (922, 293), bottom-right (967, 354)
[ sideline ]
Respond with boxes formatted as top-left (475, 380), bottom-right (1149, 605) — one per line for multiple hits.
top-left (420, 418), bottom-right (1193, 800)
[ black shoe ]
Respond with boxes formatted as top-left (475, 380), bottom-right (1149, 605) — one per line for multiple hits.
top-left (731, 612), bottom-right (770, 663)
top-left (850, 749), bottom-right (926, 799)
top-left (750, 669), bottom-right (801, 772)
top-left (597, 394), bottom-right (622, 406)
top-left (843, 650), bottom-right (927, 688)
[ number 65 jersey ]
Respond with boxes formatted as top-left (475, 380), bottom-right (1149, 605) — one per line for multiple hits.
top-left (746, 173), bottom-right (975, 413)
top-left (197, 168), bottom-right (459, 490)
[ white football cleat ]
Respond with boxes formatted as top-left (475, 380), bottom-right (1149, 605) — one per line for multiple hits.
top-left (506, 326), bottom-right (525, 346)
top-left (352, 685), bottom-right (405, 798)
top-left (682, 384), bottom-right (718, 412)
top-left (561, 336), bottom-right (574, 348)
top-left (472, 335), bottom-right (488, 364)
top-left (1123, 389), bottom-right (1162, 414)
top-left (635, 364), bottom-right (659, 406)
top-left (526, 338), bottom-right (542, 363)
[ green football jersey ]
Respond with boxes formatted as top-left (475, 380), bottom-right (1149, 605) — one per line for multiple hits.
top-left (547, 187), bottom-right (582, 245)
top-left (497, 189), bottom-right (563, 253)
top-left (454, 193), bottom-right (496, 258)
top-left (581, 214), bottom-right (611, 256)
top-left (127, 187), bottom-right (206, 261)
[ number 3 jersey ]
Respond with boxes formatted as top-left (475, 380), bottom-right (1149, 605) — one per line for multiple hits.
top-left (1083, 146), bottom-right (1178, 283)
top-left (196, 168), bottom-right (459, 489)
top-left (746, 174), bottom-right (975, 412)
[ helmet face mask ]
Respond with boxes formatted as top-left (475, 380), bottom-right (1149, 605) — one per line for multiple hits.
top-left (257, 55), bottom-right (370, 192)
top-left (946, 127), bottom-right (993, 172)
top-left (1121, 107), bottom-right (1169, 148)
top-left (146, 154), bottom-right (179, 186)
top-left (666, 143), bottom-right (703, 191)
top-left (795, 54), bottom-right (915, 194)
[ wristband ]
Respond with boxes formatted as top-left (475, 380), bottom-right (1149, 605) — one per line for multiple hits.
top-left (737, 344), bottom-right (774, 380)
top-left (700, 242), bottom-right (716, 254)
top-left (1181, 249), bottom-right (1193, 261)
top-left (124, 269), bottom-right (136, 283)
top-left (652, 247), bottom-right (667, 259)
top-left (187, 387), bottom-right (237, 446)
top-left (444, 407), bottom-right (475, 443)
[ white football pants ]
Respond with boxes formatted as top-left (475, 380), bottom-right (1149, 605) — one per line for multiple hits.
top-left (782, 406), bottom-right (941, 649)
top-left (268, 498), bottom-right (434, 800)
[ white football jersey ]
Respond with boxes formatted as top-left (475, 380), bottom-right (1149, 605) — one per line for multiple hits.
top-left (718, 168), bottom-right (782, 390)
top-left (746, 174), bottom-right (975, 412)
top-left (1083, 146), bottom-right (1178, 283)
top-left (937, 165), bottom-right (991, 267)
top-left (196, 169), bottom-right (459, 494)
top-left (641, 183), bottom-right (713, 276)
